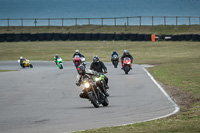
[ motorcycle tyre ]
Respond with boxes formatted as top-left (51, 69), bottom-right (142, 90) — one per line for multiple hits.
top-left (124, 66), bottom-right (129, 74)
top-left (59, 64), bottom-right (63, 69)
top-left (30, 64), bottom-right (33, 68)
top-left (114, 61), bottom-right (118, 68)
top-left (75, 62), bottom-right (79, 68)
top-left (88, 93), bottom-right (99, 108)
top-left (21, 64), bottom-right (25, 68)
top-left (102, 97), bottom-right (109, 106)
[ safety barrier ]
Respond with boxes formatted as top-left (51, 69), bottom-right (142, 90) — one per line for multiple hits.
top-left (0, 33), bottom-right (199, 42)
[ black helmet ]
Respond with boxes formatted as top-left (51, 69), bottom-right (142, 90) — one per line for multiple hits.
top-left (113, 50), bottom-right (116, 53)
top-left (93, 56), bottom-right (99, 63)
top-left (77, 65), bottom-right (85, 75)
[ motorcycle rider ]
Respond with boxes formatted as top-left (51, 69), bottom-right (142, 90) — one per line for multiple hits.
top-left (76, 65), bottom-right (108, 98)
top-left (19, 56), bottom-right (25, 67)
top-left (111, 50), bottom-right (119, 62)
top-left (90, 56), bottom-right (109, 96)
top-left (54, 54), bottom-right (59, 65)
top-left (73, 50), bottom-right (85, 58)
top-left (121, 50), bottom-right (134, 69)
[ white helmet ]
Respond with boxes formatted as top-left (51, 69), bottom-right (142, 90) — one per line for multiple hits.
top-left (75, 50), bottom-right (79, 53)
top-left (20, 56), bottom-right (23, 59)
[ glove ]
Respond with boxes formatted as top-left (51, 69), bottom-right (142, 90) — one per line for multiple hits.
top-left (93, 71), bottom-right (98, 75)
top-left (104, 70), bottom-right (107, 73)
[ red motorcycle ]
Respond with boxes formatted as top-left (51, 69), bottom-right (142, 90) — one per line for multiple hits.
top-left (73, 55), bottom-right (81, 68)
top-left (122, 57), bottom-right (132, 74)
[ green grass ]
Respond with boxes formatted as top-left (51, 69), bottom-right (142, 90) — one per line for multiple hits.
top-left (0, 70), bottom-right (18, 72)
top-left (1, 25), bottom-right (200, 34)
top-left (0, 41), bottom-right (200, 132)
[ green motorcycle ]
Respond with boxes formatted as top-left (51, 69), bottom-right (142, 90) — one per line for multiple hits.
top-left (56, 57), bottom-right (63, 69)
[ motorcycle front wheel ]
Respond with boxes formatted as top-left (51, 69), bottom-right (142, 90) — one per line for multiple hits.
top-left (124, 66), bottom-right (129, 74)
top-left (75, 62), bottom-right (79, 68)
top-left (60, 64), bottom-right (63, 69)
top-left (30, 64), bottom-right (33, 68)
top-left (88, 93), bottom-right (99, 108)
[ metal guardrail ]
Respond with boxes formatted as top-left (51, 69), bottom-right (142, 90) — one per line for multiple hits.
top-left (0, 16), bottom-right (200, 27)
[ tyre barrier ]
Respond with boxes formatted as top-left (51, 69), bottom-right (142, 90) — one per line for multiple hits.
top-left (130, 34), bottom-right (137, 41)
top-left (76, 33), bottom-right (84, 41)
top-left (0, 34), bottom-right (5, 42)
top-left (99, 33), bottom-right (107, 41)
top-left (14, 34), bottom-right (22, 42)
top-left (192, 34), bottom-right (198, 41)
top-left (53, 33), bottom-right (61, 41)
top-left (21, 33), bottom-right (30, 41)
top-left (45, 33), bottom-right (53, 41)
top-left (0, 33), bottom-right (199, 42)
top-left (37, 33), bottom-right (45, 41)
top-left (185, 34), bottom-right (192, 41)
top-left (84, 33), bottom-right (91, 41)
top-left (30, 34), bottom-right (38, 41)
top-left (114, 34), bottom-right (122, 40)
top-left (178, 34), bottom-right (185, 41)
top-left (107, 33), bottom-right (114, 41)
top-left (198, 34), bottom-right (200, 41)
top-left (61, 33), bottom-right (69, 41)
top-left (5, 33), bottom-right (14, 42)
top-left (144, 34), bottom-right (151, 41)
top-left (172, 35), bottom-right (178, 41)
top-left (122, 33), bottom-right (130, 40)
top-left (91, 33), bottom-right (99, 41)
top-left (137, 34), bottom-right (144, 41)
top-left (68, 33), bottom-right (76, 41)
top-left (164, 35), bottom-right (172, 41)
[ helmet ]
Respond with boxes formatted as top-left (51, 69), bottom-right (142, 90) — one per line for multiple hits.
top-left (20, 56), bottom-right (23, 59)
top-left (55, 54), bottom-right (59, 58)
top-left (124, 50), bottom-right (129, 55)
top-left (113, 50), bottom-right (116, 53)
top-left (77, 65), bottom-right (85, 75)
top-left (93, 56), bottom-right (99, 63)
top-left (75, 50), bottom-right (79, 53)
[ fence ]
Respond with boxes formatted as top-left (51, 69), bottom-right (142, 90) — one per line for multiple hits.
top-left (0, 16), bottom-right (200, 27)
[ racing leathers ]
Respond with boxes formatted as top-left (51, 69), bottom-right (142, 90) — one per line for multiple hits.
top-left (90, 61), bottom-right (109, 92)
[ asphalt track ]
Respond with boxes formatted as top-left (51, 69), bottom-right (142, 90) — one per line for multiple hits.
top-left (0, 61), bottom-right (179, 133)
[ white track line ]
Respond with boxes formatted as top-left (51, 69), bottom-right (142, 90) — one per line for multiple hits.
top-left (66, 66), bottom-right (180, 133)
top-left (142, 68), bottom-right (180, 120)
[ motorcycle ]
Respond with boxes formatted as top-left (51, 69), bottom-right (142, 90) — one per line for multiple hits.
top-left (56, 57), bottom-right (63, 69)
top-left (18, 59), bottom-right (33, 68)
top-left (122, 57), bottom-right (132, 74)
top-left (111, 55), bottom-right (119, 68)
top-left (79, 74), bottom-right (109, 108)
top-left (73, 55), bottom-right (86, 68)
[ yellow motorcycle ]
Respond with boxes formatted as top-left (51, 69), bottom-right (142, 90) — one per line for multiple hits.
top-left (18, 59), bottom-right (33, 68)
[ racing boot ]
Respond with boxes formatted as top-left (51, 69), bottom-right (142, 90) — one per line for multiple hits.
top-left (104, 89), bottom-right (109, 97)
top-left (79, 91), bottom-right (89, 99)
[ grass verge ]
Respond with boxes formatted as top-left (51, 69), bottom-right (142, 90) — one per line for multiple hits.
top-left (1, 25), bottom-right (200, 34)
top-left (0, 41), bottom-right (200, 132)
top-left (0, 70), bottom-right (18, 72)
